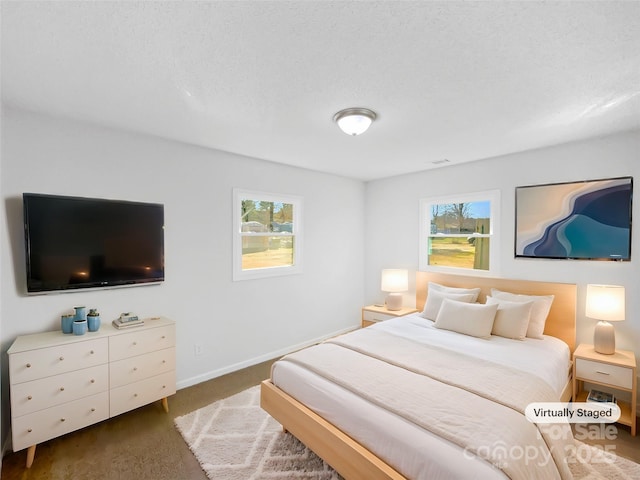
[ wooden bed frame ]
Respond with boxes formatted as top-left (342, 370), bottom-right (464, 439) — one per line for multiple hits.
top-left (261, 272), bottom-right (577, 480)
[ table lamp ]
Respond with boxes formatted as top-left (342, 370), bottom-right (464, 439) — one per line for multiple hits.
top-left (381, 269), bottom-right (408, 311)
top-left (586, 284), bottom-right (625, 355)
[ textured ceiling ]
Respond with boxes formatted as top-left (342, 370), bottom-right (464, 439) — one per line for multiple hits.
top-left (2, 1), bottom-right (639, 181)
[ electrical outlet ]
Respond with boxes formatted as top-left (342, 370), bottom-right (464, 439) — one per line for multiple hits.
top-left (194, 344), bottom-right (204, 357)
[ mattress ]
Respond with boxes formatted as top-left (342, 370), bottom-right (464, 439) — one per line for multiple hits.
top-left (271, 314), bottom-right (572, 480)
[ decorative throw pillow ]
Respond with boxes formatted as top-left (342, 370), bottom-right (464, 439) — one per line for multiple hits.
top-left (420, 290), bottom-right (476, 321)
top-left (485, 296), bottom-right (532, 340)
top-left (490, 288), bottom-right (554, 339)
top-left (434, 299), bottom-right (498, 338)
top-left (428, 282), bottom-right (481, 302)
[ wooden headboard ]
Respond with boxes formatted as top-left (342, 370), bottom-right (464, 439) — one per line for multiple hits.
top-left (416, 272), bottom-right (577, 352)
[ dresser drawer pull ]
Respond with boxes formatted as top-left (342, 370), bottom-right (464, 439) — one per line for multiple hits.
top-left (133, 342), bottom-right (138, 346)
top-left (26, 363), bottom-right (31, 368)
top-left (27, 395), bottom-right (32, 400)
top-left (59, 356), bottom-right (64, 361)
top-left (27, 429), bottom-right (32, 433)
top-left (91, 408), bottom-right (96, 412)
top-left (59, 387), bottom-right (65, 391)
top-left (162, 335), bottom-right (166, 339)
top-left (90, 350), bottom-right (94, 354)
top-left (596, 371), bottom-right (611, 375)
top-left (91, 379), bottom-right (95, 384)
top-left (60, 418), bottom-right (66, 422)
top-left (133, 367), bottom-right (138, 371)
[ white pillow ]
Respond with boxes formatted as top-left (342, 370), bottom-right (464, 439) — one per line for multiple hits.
top-left (428, 282), bottom-right (481, 302)
top-left (486, 296), bottom-right (532, 340)
top-left (490, 288), bottom-right (554, 339)
top-left (420, 290), bottom-right (476, 320)
top-left (434, 299), bottom-right (498, 338)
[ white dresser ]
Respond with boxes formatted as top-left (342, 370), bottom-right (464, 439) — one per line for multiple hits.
top-left (8, 317), bottom-right (176, 467)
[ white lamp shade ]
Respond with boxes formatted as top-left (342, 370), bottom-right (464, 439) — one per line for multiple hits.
top-left (586, 284), bottom-right (625, 321)
top-left (381, 269), bottom-right (408, 293)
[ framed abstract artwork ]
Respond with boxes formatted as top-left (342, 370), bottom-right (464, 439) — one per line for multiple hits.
top-left (515, 177), bottom-right (632, 261)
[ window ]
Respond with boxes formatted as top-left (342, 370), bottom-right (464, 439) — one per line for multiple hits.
top-left (419, 190), bottom-right (500, 274)
top-left (233, 189), bottom-right (303, 280)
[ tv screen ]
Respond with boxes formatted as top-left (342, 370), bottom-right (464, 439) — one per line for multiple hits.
top-left (23, 193), bottom-right (165, 293)
top-left (515, 176), bottom-right (632, 261)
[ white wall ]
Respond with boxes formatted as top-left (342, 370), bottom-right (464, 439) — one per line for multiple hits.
top-left (0, 107), bottom-right (365, 445)
top-left (364, 129), bottom-right (639, 396)
top-left (2, 106), bottom-right (638, 450)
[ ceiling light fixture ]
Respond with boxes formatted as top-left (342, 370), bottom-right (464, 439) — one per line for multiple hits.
top-left (333, 107), bottom-right (377, 136)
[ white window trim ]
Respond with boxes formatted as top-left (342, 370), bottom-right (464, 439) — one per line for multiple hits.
top-left (233, 188), bottom-right (303, 281)
top-left (419, 189), bottom-right (500, 275)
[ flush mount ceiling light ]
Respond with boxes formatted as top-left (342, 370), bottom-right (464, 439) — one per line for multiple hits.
top-left (333, 107), bottom-right (377, 136)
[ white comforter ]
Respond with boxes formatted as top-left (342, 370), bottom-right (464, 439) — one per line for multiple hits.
top-left (376, 314), bottom-right (571, 396)
top-left (271, 314), bottom-right (574, 480)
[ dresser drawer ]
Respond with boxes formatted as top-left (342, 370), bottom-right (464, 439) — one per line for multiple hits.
top-left (110, 370), bottom-right (176, 417)
top-left (12, 391), bottom-right (109, 452)
top-left (10, 364), bottom-right (108, 417)
top-left (109, 325), bottom-right (175, 361)
top-left (575, 358), bottom-right (633, 389)
top-left (362, 310), bottom-right (394, 323)
top-left (109, 347), bottom-right (176, 388)
top-left (9, 338), bottom-right (108, 384)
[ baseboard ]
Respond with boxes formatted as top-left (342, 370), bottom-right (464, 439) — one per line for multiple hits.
top-left (176, 325), bottom-right (357, 390)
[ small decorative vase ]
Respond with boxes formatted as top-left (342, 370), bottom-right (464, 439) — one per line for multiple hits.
top-left (74, 306), bottom-right (87, 321)
top-left (87, 314), bottom-right (101, 332)
top-left (73, 319), bottom-right (87, 336)
top-left (61, 314), bottom-right (75, 334)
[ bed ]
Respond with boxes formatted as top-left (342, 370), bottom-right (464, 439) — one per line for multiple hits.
top-left (261, 272), bottom-right (577, 479)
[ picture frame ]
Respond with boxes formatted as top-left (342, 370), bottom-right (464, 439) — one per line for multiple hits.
top-left (515, 176), bottom-right (632, 261)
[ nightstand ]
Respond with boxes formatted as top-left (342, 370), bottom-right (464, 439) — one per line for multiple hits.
top-left (361, 305), bottom-right (418, 328)
top-left (572, 343), bottom-right (636, 436)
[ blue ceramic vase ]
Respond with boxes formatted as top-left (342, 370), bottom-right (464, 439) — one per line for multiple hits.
top-left (87, 314), bottom-right (101, 332)
top-left (61, 314), bottom-right (75, 334)
top-left (73, 319), bottom-right (87, 335)
top-left (74, 306), bottom-right (87, 321)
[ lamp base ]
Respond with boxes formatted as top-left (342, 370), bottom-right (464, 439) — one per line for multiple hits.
top-left (594, 321), bottom-right (616, 355)
top-left (386, 293), bottom-right (403, 311)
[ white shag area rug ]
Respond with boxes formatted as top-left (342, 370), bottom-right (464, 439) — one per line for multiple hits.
top-left (174, 386), bottom-right (341, 479)
top-left (175, 385), bottom-right (640, 480)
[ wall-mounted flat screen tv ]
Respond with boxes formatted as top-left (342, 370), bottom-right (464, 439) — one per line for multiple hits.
top-left (515, 176), bottom-right (632, 261)
top-left (23, 193), bottom-right (165, 294)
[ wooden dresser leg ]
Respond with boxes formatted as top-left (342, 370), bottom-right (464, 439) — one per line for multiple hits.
top-left (161, 397), bottom-right (169, 413)
top-left (26, 444), bottom-right (36, 468)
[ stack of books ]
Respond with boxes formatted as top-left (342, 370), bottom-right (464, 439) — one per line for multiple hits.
top-left (587, 389), bottom-right (616, 404)
top-left (112, 313), bottom-right (145, 329)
